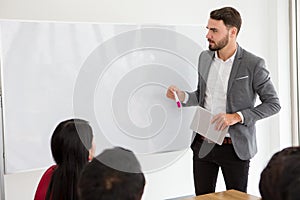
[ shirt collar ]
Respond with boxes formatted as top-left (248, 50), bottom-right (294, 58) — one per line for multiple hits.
top-left (214, 49), bottom-right (237, 63)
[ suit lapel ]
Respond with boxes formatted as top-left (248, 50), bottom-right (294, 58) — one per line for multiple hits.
top-left (198, 50), bottom-right (214, 106)
top-left (227, 45), bottom-right (243, 94)
top-left (200, 51), bottom-right (214, 82)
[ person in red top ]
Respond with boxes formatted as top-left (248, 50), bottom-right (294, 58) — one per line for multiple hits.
top-left (34, 118), bottom-right (96, 200)
top-left (34, 165), bottom-right (56, 200)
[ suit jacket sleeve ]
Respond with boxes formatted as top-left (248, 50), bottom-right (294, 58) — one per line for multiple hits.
top-left (240, 58), bottom-right (281, 126)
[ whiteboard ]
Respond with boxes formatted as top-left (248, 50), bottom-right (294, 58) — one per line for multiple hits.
top-left (0, 21), bottom-right (206, 173)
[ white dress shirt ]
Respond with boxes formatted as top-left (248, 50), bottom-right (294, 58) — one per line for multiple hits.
top-left (204, 51), bottom-right (235, 115)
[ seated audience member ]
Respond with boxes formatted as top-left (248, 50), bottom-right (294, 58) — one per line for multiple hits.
top-left (34, 118), bottom-right (96, 200)
top-left (78, 147), bottom-right (145, 200)
top-left (259, 146), bottom-right (300, 200)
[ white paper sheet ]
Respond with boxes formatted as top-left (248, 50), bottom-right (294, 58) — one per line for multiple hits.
top-left (190, 106), bottom-right (228, 145)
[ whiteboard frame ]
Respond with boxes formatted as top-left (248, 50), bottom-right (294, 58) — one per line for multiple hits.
top-left (1, 30), bottom-right (6, 199)
top-left (0, 91), bottom-right (5, 199)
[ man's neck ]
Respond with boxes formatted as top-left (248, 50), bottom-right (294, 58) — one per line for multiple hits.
top-left (217, 42), bottom-right (237, 61)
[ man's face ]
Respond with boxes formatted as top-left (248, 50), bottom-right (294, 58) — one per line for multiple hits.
top-left (206, 18), bottom-right (230, 51)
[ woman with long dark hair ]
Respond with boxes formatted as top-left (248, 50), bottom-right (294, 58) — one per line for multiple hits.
top-left (34, 118), bottom-right (96, 200)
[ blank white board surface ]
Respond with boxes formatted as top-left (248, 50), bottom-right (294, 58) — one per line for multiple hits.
top-left (0, 21), bottom-right (205, 173)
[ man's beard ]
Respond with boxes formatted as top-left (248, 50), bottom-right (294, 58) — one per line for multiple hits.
top-left (208, 34), bottom-right (229, 51)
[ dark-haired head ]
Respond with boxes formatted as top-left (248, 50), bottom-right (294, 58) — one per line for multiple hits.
top-left (210, 7), bottom-right (242, 35)
top-left (78, 147), bottom-right (145, 200)
top-left (47, 118), bottom-right (95, 200)
top-left (51, 118), bottom-right (94, 165)
top-left (259, 146), bottom-right (300, 200)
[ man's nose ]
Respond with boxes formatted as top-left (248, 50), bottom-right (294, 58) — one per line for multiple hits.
top-left (206, 32), bottom-right (211, 39)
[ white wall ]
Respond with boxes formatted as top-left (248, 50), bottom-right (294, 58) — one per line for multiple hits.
top-left (0, 0), bottom-right (291, 199)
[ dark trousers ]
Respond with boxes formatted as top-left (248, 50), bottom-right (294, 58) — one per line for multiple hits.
top-left (191, 135), bottom-right (250, 195)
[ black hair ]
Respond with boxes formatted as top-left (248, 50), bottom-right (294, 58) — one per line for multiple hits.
top-left (78, 147), bottom-right (145, 200)
top-left (210, 7), bottom-right (242, 35)
top-left (46, 118), bottom-right (93, 200)
top-left (259, 146), bottom-right (300, 200)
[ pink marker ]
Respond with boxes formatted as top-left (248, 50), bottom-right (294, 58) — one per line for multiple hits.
top-left (173, 91), bottom-right (181, 108)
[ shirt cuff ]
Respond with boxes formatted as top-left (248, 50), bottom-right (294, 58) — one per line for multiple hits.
top-left (236, 111), bottom-right (244, 124)
top-left (182, 92), bottom-right (189, 104)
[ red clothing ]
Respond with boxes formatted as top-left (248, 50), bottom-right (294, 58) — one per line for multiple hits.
top-left (34, 165), bottom-right (57, 200)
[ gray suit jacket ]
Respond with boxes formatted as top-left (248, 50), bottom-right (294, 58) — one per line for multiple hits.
top-left (184, 45), bottom-right (281, 160)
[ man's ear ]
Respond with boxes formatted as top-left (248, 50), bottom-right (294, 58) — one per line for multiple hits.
top-left (230, 27), bottom-right (238, 38)
top-left (88, 149), bottom-right (93, 161)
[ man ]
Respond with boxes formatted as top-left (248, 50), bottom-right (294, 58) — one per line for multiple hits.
top-left (77, 147), bottom-right (145, 200)
top-left (166, 7), bottom-right (280, 195)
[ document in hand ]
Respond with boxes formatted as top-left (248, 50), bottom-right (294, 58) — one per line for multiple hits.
top-left (190, 106), bottom-right (228, 145)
